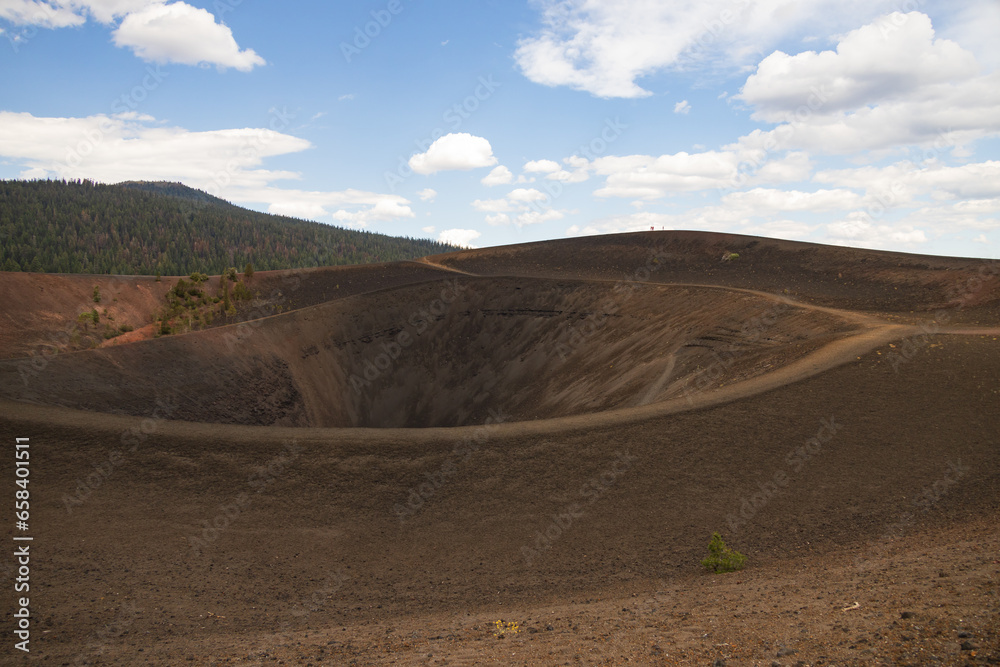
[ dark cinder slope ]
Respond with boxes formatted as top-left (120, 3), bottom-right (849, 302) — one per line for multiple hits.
top-left (0, 276), bottom-right (857, 427)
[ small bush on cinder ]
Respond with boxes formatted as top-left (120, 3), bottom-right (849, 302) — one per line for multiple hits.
top-left (701, 532), bottom-right (746, 573)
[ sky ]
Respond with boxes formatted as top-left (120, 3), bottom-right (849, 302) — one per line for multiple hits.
top-left (0, 0), bottom-right (998, 258)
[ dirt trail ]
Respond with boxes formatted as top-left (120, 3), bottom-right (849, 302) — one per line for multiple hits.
top-left (408, 256), bottom-right (480, 276)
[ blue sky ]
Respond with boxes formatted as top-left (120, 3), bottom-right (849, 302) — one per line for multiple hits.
top-left (1, 0), bottom-right (998, 258)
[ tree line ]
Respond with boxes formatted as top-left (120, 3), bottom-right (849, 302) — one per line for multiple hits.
top-left (0, 179), bottom-right (456, 275)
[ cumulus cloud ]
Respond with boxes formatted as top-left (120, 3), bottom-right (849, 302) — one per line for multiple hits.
top-left (481, 164), bottom-right (513, 186)
top-left (515, 0), bottom-right (897, 98)
top-left (523, 159), bottom-right (561, 173)
top-left (1, 1), bottom-right (264, 70)
top-left (252, 190), bottom-right (413, 227)
top-left (112, 2), bottom-right (265, 70)
top-left (588, 147), bottom-right (811, 200)
top-left (328, 196), bottom-right (415, 226)
top-left (472, 187), bottom-right (567, 227)
top-left (673, 100), bottom-right (691, 114)
top-left (408, 133), bottom-right (498, 175)
top-left (721, 188), bottom-right (863, 213)
top-left (471, 198), bottom-right (513, 214)
top-left (939, 0), bottom-right (1000, 72)
top-left (739, 13), bottom-right (977, 119)
top-left (0, 111), bottom-right (413, 226)
top-left (417, 188), bottom-right (437, 202)
top-left (438, 228), bottom-right (481, 248)
top-left (0, 111), bottom-right (308, 187)
top-left (507, 187), bottom-right (549, 204)
top-left (0, 0), bottom-right (84, 27)
top-left (826, 215), bottom-right (927, 249)
top-left (815, 160), bottom-right (1000, 207)
top-left (735, 12), bottom-right (1000, 154)
top-left (740, 220), bottom-right (816, 241)
top-left (592, 152), bottom-right (734, 199)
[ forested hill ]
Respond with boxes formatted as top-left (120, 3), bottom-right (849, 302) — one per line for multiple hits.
top-left (0, 179), bottom-right (457, 275)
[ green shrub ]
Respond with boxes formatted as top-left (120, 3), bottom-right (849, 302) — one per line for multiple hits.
top-left (233, 281), bottom-right (252, 301)
top-left (700, 532), bottom-right (746, 573)
top-left (92, 285), bottom-right (101, 303)
top-left (721, 252), bottom-right (740, 262)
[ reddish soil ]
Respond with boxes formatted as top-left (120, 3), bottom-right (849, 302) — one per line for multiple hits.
top-left (0, 231), bottom-right (998, 665)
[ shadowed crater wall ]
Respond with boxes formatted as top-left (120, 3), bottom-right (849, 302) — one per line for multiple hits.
top-left (0, 277), bottom-right (857, 427)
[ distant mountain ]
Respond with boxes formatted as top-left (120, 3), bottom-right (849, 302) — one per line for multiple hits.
top-left (119, 180), bottom-right (235, 208)
top-left (0, 179), bottom-right (456, 275)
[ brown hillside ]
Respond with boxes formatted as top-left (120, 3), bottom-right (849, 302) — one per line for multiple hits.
top-left (0, 230), bottom-right (997, 665)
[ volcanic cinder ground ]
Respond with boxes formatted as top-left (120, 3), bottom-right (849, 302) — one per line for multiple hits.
top-left (1, 231), bottom-right (998, 666)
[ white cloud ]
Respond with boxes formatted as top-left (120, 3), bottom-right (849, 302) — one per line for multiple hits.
top-left (485, 213), bottom-right (510, 225)
top-left (673, 100), bottom-right (691, 115)
top-left (472, 187), bottom-right (567, 227)
top-left (893, 199), bottom-right (1000, 233)
top-left (255, 189), bottom-right (413, 226)
top-left (515, 0), bottom-right (897, 98)
top-left (592, 152), bottom-right (734, 199)
top-left (735, 12), bottom-right (1000, 154)
top-left (417, 188), bottom-right (437, 202)
top-left (741, 220), bottom-right (816, 241)
top-left (0, 0), bottom-right (84, 27)
top-left (481, 164), bottom-right (513, 186)
top-left (589, 147), bottom-right (811, 199)
top-left (939, 0), bottom-right (1000, 72)
top-left (587, 141), bottom-right (814, 200)
top-left (826, 215), bottom-right (927, 250)
top-left (721, 188), bottom-right (863, 213)
top-left (516, 209), bottom-right (566, 226)
top-left (471, 198), bottom-right (514, 214)
top-left (74, 1), bottom-right (156, 24)
top-left (815, 160), bottom-right (1000, 207)
top-left (0, 111), bottom-right (308, 187)
top-left (112, 2), bottom-right (265, 71)
top-left (328, 196), bottom-right (415, 226)
top-left (2, 1), bottom-right (264, 71)
top-left (507, 188), bottom-right (549, 203)
top-left (523, 159), bottom-right (561, 173)
top-left (438, 228), bottom-right (481, 248)
top-left (408, 133), bottom-right (497, 175)
top-left (544, 155), bottom-right (593, 184)
top-left (973, 234), bottom-right (990, 245)
top-left (739, 13), bottom-right (977, 119)
top-left (0, 111), bottom-right (413, 226)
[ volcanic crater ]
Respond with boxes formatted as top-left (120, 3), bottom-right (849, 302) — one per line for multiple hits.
top-left (0, 275), bottom-right (858, 428)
